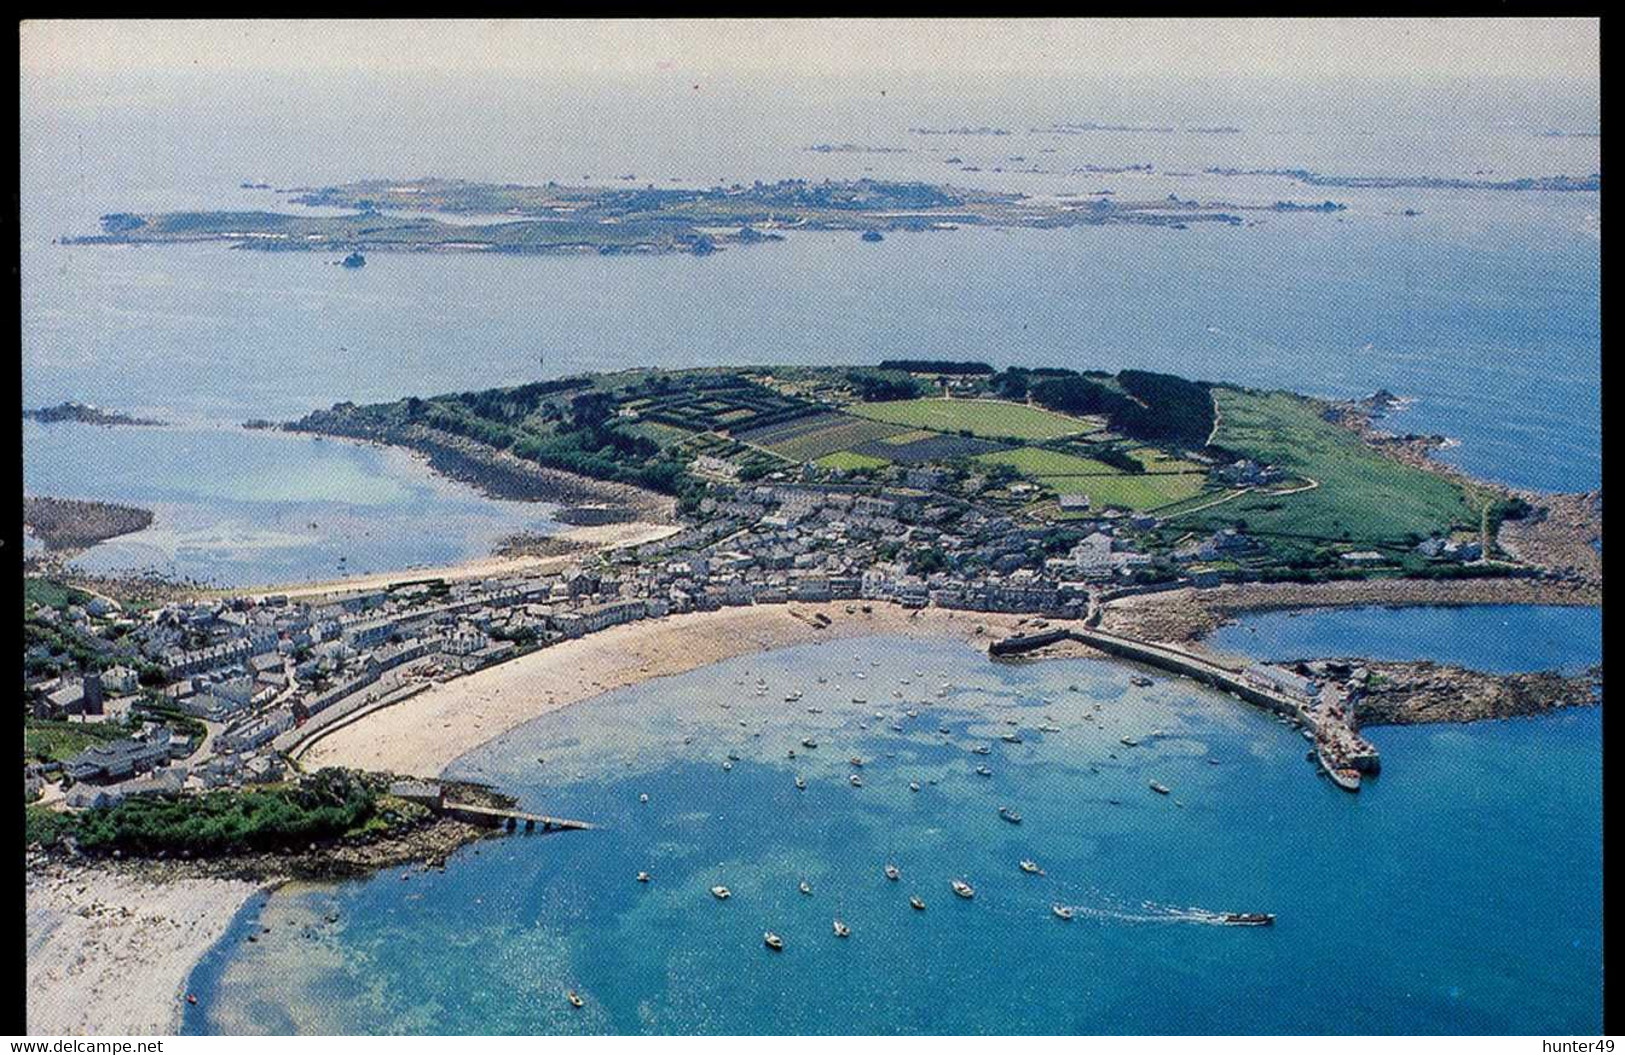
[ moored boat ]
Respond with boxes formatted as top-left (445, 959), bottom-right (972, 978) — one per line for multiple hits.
top-left (799, 880), bottom-right (812, 895)
top-left (1120, 736), bottom-right (1139, 747)
top-left (1150, 781), bottom-right (1171, 795)
top-left (795, 775), bottom-right (807, 789)
top-left (975, 765), bottom-right (993, 776)
top-left (637, 871), bottom-right (651, 883)
top-left (910, 895), bottom-right (926, 910)
top-left (997, 805), bottom-right (1022, 823)
top-left (884, 863), bottom-right (901, 880)
top-left (1019, 859), bottom-right (1044, 875)
top-left (567, 990), bottom-right (584, 1008)
top-left (711, 885), bottom-right (732, 900)
top-left (764, 931), bottom-right (785, 951)
top-left (951, 879), bottom-right (975, 899)
top-left (849, 774), bottom-right (864, 787)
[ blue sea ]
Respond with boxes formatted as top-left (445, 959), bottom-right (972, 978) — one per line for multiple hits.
top-left (182, 615), bottom-right (1602, 1034)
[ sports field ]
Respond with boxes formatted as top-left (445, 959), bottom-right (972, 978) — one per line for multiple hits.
top-left (848, 398), bottom-right (1094, 440)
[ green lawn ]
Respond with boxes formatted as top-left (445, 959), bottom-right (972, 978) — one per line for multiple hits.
top-left (815, 450), bottom-right (891, 472)
top-left (1189, 387), bottom-right (1482, 544)
top-left (849, 398), bottom-right (1093, 440)
top-left (974, 446), bottom-right (1209, 510)
top-left (973, 446), bottom-right (1126, 477)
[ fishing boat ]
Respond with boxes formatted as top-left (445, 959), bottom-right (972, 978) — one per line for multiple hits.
top-left (1150, 781), bottom-right (1171, 795)
top-left (998, 806), bottom-right (1022, 824)
top-left (975, 765), bottom-right (993, 776)
top-left (833, 919), bottom-right (851, 937)
top-left (637, 871), bottom-right (651, 883)
top-left (884, 864), bottom-right (901, 880)
top-left (951, 879), bottom-right (975, 899)
top-left (567, 991), bottom-right (584, 1008)
top-left (1019, 860), bottom-right (1044, 875)
top-left (764, 931), bottom-right (785, 951)
top-left (910, 896), bottom-right (927, 910)
top-left (1052, 905), bottom-right (1075, 921)
top-left (711, 886), bottom-right (732, 900)
top-left (799, 880), bottom-right (812, 895)
top-left (1221, 912), bottom-right (1276, 926)
top-left (849, 774), bottom-right (864, 787)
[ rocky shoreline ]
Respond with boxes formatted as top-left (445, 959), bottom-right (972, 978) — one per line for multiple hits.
top-left (1347, 659), bottom-right (1601, 727)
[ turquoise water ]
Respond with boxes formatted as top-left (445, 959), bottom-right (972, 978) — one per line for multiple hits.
top-left (22, 419), bottom-right (562, 586)
top-left (1208, 605), bottom-right (1603, 675)
top-left (182, 629), bottom-right (1602, 1034)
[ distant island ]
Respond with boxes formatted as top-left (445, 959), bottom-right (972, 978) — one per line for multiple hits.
top-left (1203, 167), bottom-right (1600, 193)
top-left (24, 400), bottom-right (165, 427)
top-left (58, 175), bottom-right (1377, 259)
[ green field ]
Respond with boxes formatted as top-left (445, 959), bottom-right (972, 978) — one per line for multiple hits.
top-left (1186, 388), bottom-right (1482, 545)
top-left (974, 446), bottom-right (1209, 510)
top-left (849, 398), bottom-right (1093, 440)
top-left (815, 450), bottom-right (891, 472)
top-left (973, 447), bottom-right (1126, 477)
top-left (754, 416), bottom-right (908, 462)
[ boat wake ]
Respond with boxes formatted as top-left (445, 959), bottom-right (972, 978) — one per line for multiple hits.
top-left (1060, 900), bottom-right (1264, 926)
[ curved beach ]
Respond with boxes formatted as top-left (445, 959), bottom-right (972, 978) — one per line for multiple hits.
top-left (301, 602), bottom-right (1047, 778)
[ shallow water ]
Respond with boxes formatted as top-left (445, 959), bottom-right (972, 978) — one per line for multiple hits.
top-left (183, 630), bottom-right (1601, 1034)
top-left (22, 419), bottom-right (562, 586)
top-left (1206, 604), bottom-right (1603, 675)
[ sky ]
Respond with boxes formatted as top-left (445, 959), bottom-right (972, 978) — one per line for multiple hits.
top-left (20, 18), bottom-right (1600, 83)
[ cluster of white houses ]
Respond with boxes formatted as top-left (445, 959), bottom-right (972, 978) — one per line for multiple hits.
top-left (32, 482), bottom-right (1278, 805)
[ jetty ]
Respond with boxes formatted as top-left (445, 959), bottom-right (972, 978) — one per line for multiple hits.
top-left (442, 801), bottom-right (595, 832)
top-left (991, 624), bottom-right (1380, 784)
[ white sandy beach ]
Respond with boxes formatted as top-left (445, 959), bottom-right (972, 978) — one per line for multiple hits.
top-left (303, 601), bottom-right (1046, 778)
top-left (26, 865), bottom-right (271, 1036)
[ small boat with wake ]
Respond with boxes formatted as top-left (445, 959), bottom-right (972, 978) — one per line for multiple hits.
top-left (1052, 905), bottom-right (1075, 921)
top-left (832, 919), bottom-right (851, 938)
top-left (1221, 912), bottom-right (1276, 926)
